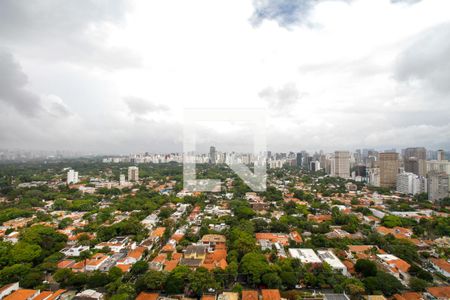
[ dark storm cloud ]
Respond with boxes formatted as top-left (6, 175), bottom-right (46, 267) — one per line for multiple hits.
top-left (0, 0), bottom-right (140, 70)
top-left (0, 50), bottom-right (43, 116)
top-left (395, 23), bottom-right (450, 95)
top-left (123, 96), bottom-right (169, 115)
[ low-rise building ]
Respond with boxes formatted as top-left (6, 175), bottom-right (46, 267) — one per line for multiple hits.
top-left (317, 250), bottom-right (349, 276)
top-left (60, 245), bottom-right (90, 257)
top-left (376, 254), bottom-right (410, 283)
top-left (95, 236), bottom-right (129, 253)
top-left (429, 258), bottom-right (450, 278)
top-left (289, 248), bottom-right (322, 265)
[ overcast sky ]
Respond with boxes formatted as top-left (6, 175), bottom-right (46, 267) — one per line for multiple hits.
top-left (0, 0), bottom-right (449, 154)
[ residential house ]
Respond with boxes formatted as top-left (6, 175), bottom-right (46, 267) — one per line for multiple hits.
top-left (241, 290), bottom-right (259, 300)
top-left (317, 250), bottom-right (349, 276)
top-left (4, 289), bottom-right (40, 300)
top-left (429, 258), bottom-right (450, 278)
top-left (376, 254), bottom-right (410, 283)
top-left (261, 289), bottom-right (282, 300)
top-left (60, 245), bottom-right (90, 257)
top-left (85, 253), bottom-right (111, 272)
top-left (425, 286), bottom-right (450, 300)
top-left (289, 248), bottom-right (322, 265)
top-left (95, 236), bottom-right (129, 253)
top-left (136, 292), bottom-right (159, 300)
top-left (0, 282), bottom-right (19, 299)
top-left (74, 289), bottom-right (104, 300)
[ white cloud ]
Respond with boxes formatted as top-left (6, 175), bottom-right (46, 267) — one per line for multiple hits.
top-left (1, 0), bottom-right (450, 153)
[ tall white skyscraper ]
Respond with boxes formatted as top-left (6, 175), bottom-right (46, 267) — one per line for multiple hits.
top-left (128, 166), bottom-right (139, 182)
top-left (67, 169), bottom-right (79, 184)
top-left (331, 151), bottom-right (351, 179)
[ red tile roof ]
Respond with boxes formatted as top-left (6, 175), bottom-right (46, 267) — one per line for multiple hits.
top-left (135, 292), bottom-right (159, 300)
top-left (261, 289), bottom-right (281, 300)
top-left (4, 289), bottom-right (38, 300)
top-left (426, 286), bottom-right (450, 299)
top-left (242, 290), bottom-right (258, 300)
top-left (430, 258), bottom-right (450, 273)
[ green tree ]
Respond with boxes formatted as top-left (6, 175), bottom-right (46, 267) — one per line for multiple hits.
top-left (131, 260), bottom-right (149, 275)
top-left (0, 241), bottom-right (12, 268)
top-left (262, 272), bottom-right (282, 288)
top-left (409, 277), bottom-right (429, 292)
top-left (68, 272), bottom-right (88, 287)
top-left (240, 253), bottom-right (270, 286)
top-left (355, 259), bottom-right (377, 277)
top-left (53, 268), bottom-right (73, 287)
top-left (139, 270), bottom-right (167, 291)
top-left (12, 242), bottom-right (42, 264)
top-left (0, 264), bottom-right (32, 284)
top-left (87, 271), bottom-right (110, 288)
top-left (109, 266), bottom-right (124, 281)
top-left (165, 266), bottom-right (189, 294)
top-left (20, 225), bottom-right (67, 256)
top-left (188, 267), bottom-right (217, 296)
top-left (280, 272), bottom-right (298, 289)
top-left (231, 229), bottom-right (257, 257)
top-left (363, 272), bottom-right (403, 296)
top-left (19, 271), bottom-right (43, 288)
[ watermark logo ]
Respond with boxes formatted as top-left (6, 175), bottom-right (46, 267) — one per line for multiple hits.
top-left (183, 108), bottom-right (267, 192)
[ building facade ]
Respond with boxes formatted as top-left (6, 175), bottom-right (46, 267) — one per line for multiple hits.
top-left (379, 152), bottom-right (400, 188)
top-left (331, 151), bottom-right (351, 179)
top-left (128, 166), bottom-right (139, 182)
top-left (427, 171), bottom-right (449, 202)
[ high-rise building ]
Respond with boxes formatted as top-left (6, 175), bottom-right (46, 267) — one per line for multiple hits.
top-left (379, 152), bottom-right (400, 188)
top-left (128, 166), bottom-right (139, 182)
top-left (303, 155), bottom-right (312, 171)
top-left (403, 147), bottom-right (427, 176)
top-left (310, 160), bottom-right (321, 172)
top-left (354, 149), bottom-right (362, 164)
top-left (404, 147), bottom-right (426, 161)
top-left (426, 160), bottom-right (450, 175)
top-left (396, 172), bottom-right (427, 195)
top-left (331, 151), bottom-right (351, 179)
top-left (119, 174), bottom-right (126, 185)
top-left (427, 171), bottom-right (449, 202)
top-left (437, 149), bottom-right (445, 161)
top-left (296, 152), bottom-right (303, 168)
top-left (209, 146), bottom-right (216, 164)
top-left (67, 169), bottom-right (79, 184)
top-left (354, 165), bottom-right (367, 178)
top-left (368, 167), bottom-right (380, 187)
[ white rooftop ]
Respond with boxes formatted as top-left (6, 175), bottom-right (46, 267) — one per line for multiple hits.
top-left (317, 250), bottom-right (346, 269)
top-left (289, 248), bottom-right (322, 264)
top-left (377, 254), bottom-right (399, 261)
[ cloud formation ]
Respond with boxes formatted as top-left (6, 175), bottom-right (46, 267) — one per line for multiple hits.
top-left (0, 0), bottom-right (140, 70)
top-left (395, 22), bottom-right (450, 95)
top-left (250, 0), bottom-right (317, 27)
top-left (124, 96), bottom-right (169, 116)
top-left (259, 83), bottom-right (301, 111)
top-left (0, 50), bottom-right (43, 116)
top-left (0, 0), bottom-right (450, 153)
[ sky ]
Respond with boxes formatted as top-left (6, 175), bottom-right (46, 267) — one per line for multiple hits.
top-left (0, 0), bottom-right (449, 154)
